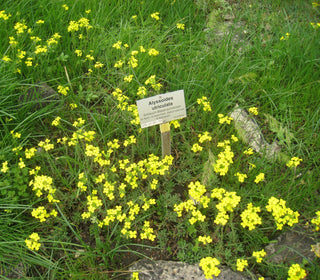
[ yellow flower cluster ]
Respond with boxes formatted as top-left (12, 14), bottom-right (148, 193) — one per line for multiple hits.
top-left (140, 221), bottom-right (156, 241)
top-left (287, 264), bottom-right (306, 280)
top-left (67, 17), bottom-right (92, 32)
top-left (176, 23), bottom-right (185, 30)
top-left (52, 116), bottom-right (61, 126)
top-left (25, 233), bottom-right (41, 251)
top-left (235, 172), bottom-right (247, 183)
top-left (252, 249), bottom-right (266, 263)
top-left (38, 139), bottom-right (54, 151)
top-left (29, 174), bottom-right (59, 203)
top-left (310, 22), bottom-right (320, 29)
top-left (212, 188), bottom-right (241, 225)
top-left (240, 203), bottom-right (262, 230)
top-left (150, 12), bottom-right (160, 21)
top-left (311, 210), bottom-right (320, 231)
top-left (81, 190), bottom-right (103, 219)
top-left (31, 206), bottom-right (57, 222)
top-left (196, 96), bottom-right (211, 112)
top-left (131, 272), bottom-right (139, 280)
top-left (14, 21), bottom-right (28, 34)
top-left (198, 235), bottom-right (213, 245)
top-left (57, 85), bottom-right (70, 96)
top-left (199, 257), bottom-right (221, 279)
top-left (248, 107), bottom-right (259, 115)
top-left (124, 135), bottom-right (137, 147)
top-left (0, 10), bottom-right (11, 20)
top-left (280, 32), bottom-right (290, 41)
top-left (254, 172), bottom-right (265, 183)
top-left (1, 161), bottom-right (9, 173)
top-left (213, 140), bottom-right (234, 176)
top-left (218, 113), bottom-right (233, 124)
top-left (286, 157), bottom-right (302, 168)
top-left (266, 197), bottom-right (299, 230)
top-left (236, 259), bottom-right (248, 271)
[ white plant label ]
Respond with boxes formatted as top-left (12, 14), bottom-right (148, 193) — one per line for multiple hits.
top-left (136, 90), bottom-right (187, 128)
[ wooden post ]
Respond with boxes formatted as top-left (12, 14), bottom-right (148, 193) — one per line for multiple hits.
top-left (160, 123), bottom-right (171, 157)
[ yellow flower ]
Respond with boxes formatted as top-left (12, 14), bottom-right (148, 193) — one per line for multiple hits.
top-left (312, 2), bottom-right (320, 8)
top-left (70, 103), bottom-right (78, 110)
top-left (176, 23), bottom-right (185, 30)
top-left (94, 61), bottom-right (104, 69)
top-left (124, 74), bottom-right (134, 83)
top-left (139, 46), bottom-right (146, 53)
top-left (218, 113), bottom-right (233, 124)
top-left (114, 59), bottom-right (124, 68)
top-left (25, 147), bottom-right (37, 159)
top-left (244, 148), bottom-right (254, 155)
top-left (191, 143), bottom-right (203, 153)
top-left (170, 120), bottom-right (180, 128)
top-left (62, 4), bottom-right (69, 10)
top-left (51, 116), bottom-right (61, 126)
top-left (86, 54), bottom-right (94, 61)
top-left (36, 19), bottom-right (44, 25)
top-left (241, 203), bottom-right (262, 230)
top-left (199, 257), bottom-right (220, 279)
top-left (311, 243), bottom-right (320, 257)
top-left (14, 21), bottom-right (28, 34)
top-left (196, 96), bottom-right (211, 111)
top-left (1, 161), bottom-right (9, 173)
top-left (280, 33), bottom-right (290, 41)
top-left (150, 12), bottom-right (160, 21)
top-left (128, 56), bottom-right (138, 68)
top-left (148, 48), bottom-right (159, 56)
top-left (254, 173), bottom-right (265, 183)
top-left (198, 235), bottom-right (213, 245)
top-left (311, 210), bottom-right (320, 231)
top-left (38, 139), bottom-right (54, 151)
top-left (25, 233), bottom-right (41, 251)
top-left (67, 21), bottom-right (79, 32)
top-left (131, 15), bottom-right (137, 20)
top-left (287, 264), bottom-right (306, 280)
top-left (0, 10), bottom-right (11, 20)
top-left (112, 41), bottom-right (122, 49)
top-left (57, 85), bottom-right (69, 96)
top-left (18, 158), bottom-right (26, 169)
top-left (25, 57), bottom-right (33, 66)
top-left (198, 131), bottom-right (212, 143)
top-left (9, 36), bottom-right (18, 47)
top-left (236, 259), bottom-right (248, 272)
top-left (34, 45), bottom-right (48, 54)
top-left (2, 55), bottom-right (12, 62)
top-left (286, 157), bottom-right (302, 168)
top-left (235, 172), bottom-right (247, 183)
top-left (249, 107), bottom-right (258, 115)
top-left (252, 249), bottom-right (266, 263)
top-left (73, 117), bottom-right (85, 127)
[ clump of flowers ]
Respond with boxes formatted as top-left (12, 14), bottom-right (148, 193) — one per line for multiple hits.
top-left (236, 258), bottom-right (248, 272)
top-left (199, 257), bottom-right (221, 279)
top-left (25, 233), bottom-right (41, 251)
top-left (218, 113), bottom-right (233, 124)
top-left (287, 264), bottom-right (307, 280)
top-left (266, 197), bottom-right (299, 230)
top-left (311, 210), bottom-right (320, 231)
top-left (196, 96), bottom-right (211, 111)
top-left (252, 249), bottom-right (266, 263)
top-left (240, 203), bottom-right (262, 230)
top-left (213, 140), bottom-right (234, 176)
top-left (248, 107), bottom-right (259, 115)
top-left (286, 157), bottom-right (302, 168)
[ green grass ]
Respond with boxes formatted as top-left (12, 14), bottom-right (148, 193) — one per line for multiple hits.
top-left (1, 0), bottom-right (320, 279)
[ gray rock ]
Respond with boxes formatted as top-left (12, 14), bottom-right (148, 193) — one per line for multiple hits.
top-left (19, 82), bottom-right (59, 110)
top-left (129, 259), bottom-right (250, 280)
top-left (265, 228), bottom-right (316, 264)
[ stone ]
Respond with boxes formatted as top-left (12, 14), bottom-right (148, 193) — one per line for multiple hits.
top-left (19, 82), bottom-right (59, 110)
top-left (129, 259), bottom-right (251, 280)
top-left (230, 104), bottom-right (281, 161)
top-left (265, 227), bottom-right (316, 264)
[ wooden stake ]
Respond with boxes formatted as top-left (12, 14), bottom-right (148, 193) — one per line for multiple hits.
top-left (160, 123), bottom-right (171, 158)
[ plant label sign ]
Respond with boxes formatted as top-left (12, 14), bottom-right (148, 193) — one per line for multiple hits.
top-left (136, 89), bottom-right (186, 129)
